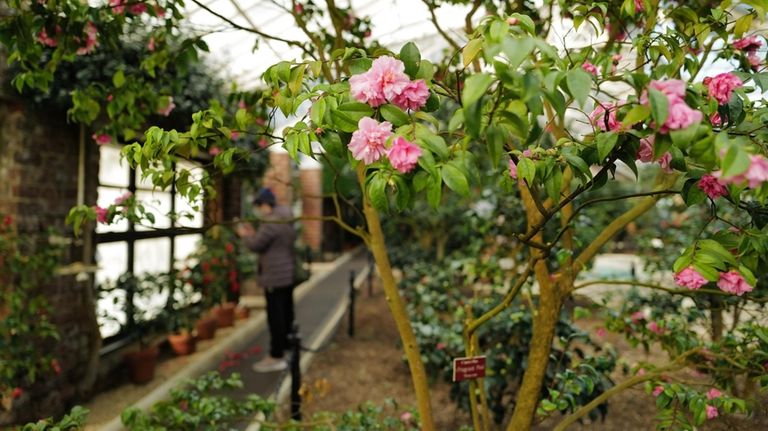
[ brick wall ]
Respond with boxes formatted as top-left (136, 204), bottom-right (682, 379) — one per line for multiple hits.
top-left (299, 167), bottom-right (323, 252)
top-left (0, 100), bottom-right (102, 424)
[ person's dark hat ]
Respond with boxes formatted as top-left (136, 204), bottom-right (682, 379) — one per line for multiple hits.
top-left (253, 187), bottom-right (276, 207)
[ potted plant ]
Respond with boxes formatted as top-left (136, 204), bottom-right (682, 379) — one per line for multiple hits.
top-left (163, 277), bottom-right (200, 356)
top-left (118, 273), bottom-right (165, 384)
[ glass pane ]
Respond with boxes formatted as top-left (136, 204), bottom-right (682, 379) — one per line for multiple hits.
top-left (135, 190), bottom-right (172, 231)
top-left (95, 242), bottom-right (129, 338)
top-left (96, 187), bottom-right (130, 233)
top-left (98, 145), bottom-right (129, 188)
top-left (175, 234), bottom-right (203, 269)
top-left (134, 238), bottom-right (171, 275)
top-left (136, 165), bottom-right (164, 191)
top-left (175, 194), bottom-right (204, 228)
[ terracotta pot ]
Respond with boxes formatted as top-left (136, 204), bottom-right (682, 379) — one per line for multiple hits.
top-left (235, 306), bottom-right (250, 320)
top-left (125, 345), bottom-right (159, 384)
top-left (195, 315), bottom-right (217, 340)
top-left (168, 331), bottom-right (196, 355)
top-left (215, 302), bottom-right (236, 328)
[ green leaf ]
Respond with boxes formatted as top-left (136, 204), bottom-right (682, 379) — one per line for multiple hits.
top-left (738, 265), bottom-right (757, 287)
top-left (622, 105), bottom-right (650, 127)
top-left (441, 163), bottom-right (470, 196)
top-left (368, 173), bottom-right (389, 212)
top-left (485, 125), bottom-right (506, 163)
top-left (648, 88), bottom-right (669, 128)
top-left (426, 173), bottom-right (442, 208)
top-left (545, 166), bottom-right (563, 203)
top-left (563, 148), bottom-right (591, 177)
top-left (502, 36), bottom-right (534, 69)
top-left (670, 124), bottom-right (698, 149)
top-left (682, 178), bottom-right (707, 206)
top-left (380, 104), bottom-right (411, 127)
top-left (566, 68), bottom-right (591, 107)
top-left (721, 145), bottom-right (750, 178)
top-left (311, 98), bottom-right (327, 126)
top-left (673, 248), bottom-right (694, 273)
top-left (462, 73), bottom-right (493, 107)
top-left (400, 42), bottom-right (421, 78)
top-left (415, 125), bottom-right (449, 159)
top-left (349, 57), bottom-right (372, 75)
top-left (596, 132), bottom-right (619, 161)
top-left (463, 38), bottom-right (483, 68)
top-left (518, 157), bottom-right (536, 184)
top-left (331, 103), bottom-right (373, 133)
top-left (113, 69), bottom-right (125, 88)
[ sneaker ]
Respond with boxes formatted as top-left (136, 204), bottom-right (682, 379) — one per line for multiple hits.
top-left (252, 356), bottom-right (288, 373)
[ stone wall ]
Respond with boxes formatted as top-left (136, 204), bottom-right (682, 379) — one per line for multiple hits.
top-left (0, 99), bottom-right (102, 424)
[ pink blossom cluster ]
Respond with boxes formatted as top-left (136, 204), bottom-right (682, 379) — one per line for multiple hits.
top-left (704, 73), bottom-right (742, 105)
top-left (348, 117), bottom-right (422, 173)
top-left (717, 270), bottom-right (753, 296)
top-left (589, 102), bottom-right (621, 132)
top-left (642, 80), bottom-right (703, 133)
top-left (76, 22), bottom-right (99, 55)
top-left (715, 154), bottom-right (768, 189)
top-left (581, 61), bottom-right (598, 76)
top-left (508, 159), bottom-right (517, 179)
top-left (93, 206), bottom-right (108, 224)
top-left (114, 191), bottom-right (133, 205)
top-left (157, 96), bottom-right (176, 116)
top-left (675, 267), bottom-right (753, 296)
top-left (697, 174), bottom-right (728, 199)
top-left (634, 0), bottom-right (645, 12)
top-left (636, 135), bottom-right (673, 173)
top-left (674, 266), bottom-right (708, 290)
top-left (92, 133), bottom-right (112, 146)
top-left (37, 26), bottom-right (59, 47)
top-left (732, 35), bottom-right (763, 69)
top-left (110, 0), bottom-right (148, 15)
top-left (349, 56), bottom-right (429, 111)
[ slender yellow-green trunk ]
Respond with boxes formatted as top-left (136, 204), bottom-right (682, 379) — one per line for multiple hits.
top-left (356, 166), bottom-right (435, 430)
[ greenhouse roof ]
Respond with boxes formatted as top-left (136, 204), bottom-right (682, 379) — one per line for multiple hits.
top-left (182, 0), bottom-right (477, 87)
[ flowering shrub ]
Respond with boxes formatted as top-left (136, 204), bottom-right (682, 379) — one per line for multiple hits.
top-left (0, 217), bottom-right (62, 406)
top-left (4, 1), bottom-right (768, 430)
top-left (18, 406), bottom-right (89, 431)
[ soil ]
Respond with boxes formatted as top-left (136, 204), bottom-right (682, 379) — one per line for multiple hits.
top-left (290, 284), bottom-right (768, 430)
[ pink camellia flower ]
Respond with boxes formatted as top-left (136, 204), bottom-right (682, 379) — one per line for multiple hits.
top-left (634, 0), bottom-right (645, 12)
top-left (157, 96), bottom-right (175, 116)
top-left (129, 3), bottom-right (148, 14)
top-left (630, 311), bottom-right (645, 323)
top-left (706, 405), bottom-right (719, 420)
top-left (637, 137), bottom-right (654, 163)
top-left (93, 206), bottom-right (108, 224)
top-left (3, 215), bottom-right (12, 227)
top-left (582, 61), bottom-right (598, 76)
top-left (716, 155), bottom-right (768, 189)
top-left (349, 56), bottom-right (410, 107)
top-left (349, 117), bottom-right (392, 164)
top-left (110, 0), bottom-right (126, 14)
top-left (589, 102), bottom-right (621, 132)
top-left (400, 412), bottom-right (413, 423)
top-left (230, 131), bottom-right (239, 140)
top-left (662, 101), bottom-right (703, 133)
top-left (258, 138), bottom-right (268, 148)
top-left (652, 386), bottom-right (664, 397)
top-left (154, 4), bottom-right (166, 17)
top-left (732, 35), bottom-right (763, 53)
top-left (698, 175), bottom-right (728, 199)
top-left (114, 191), bottom-right (133, 205)
top-left (436, 342), bottom-right (446, 350)
top-left (208, 146), bottom-right (222, 156)
top-left (658, 152), bottom-right (673, 173)
top-left (11, 387), bottom-right (22, 399)
top-left (596, 327), bottom-right (607, 337)
top-left (37, 27), bottom-right (58, 47)
top-left (647, 321), bottom-right (664, 335)
top-left (92, 133), bottom-right (112, 146)
top-left (386, 136), bottom-right (422, 173)
top-left (706, 388), bottom-right (722, 400)
top-left (294, 3), bottom-right (304, 14)
top-left (748, 52), bottom-right (762, 69)
top-left (148, 36), bottom-right (155, 52)
top-left (642, 79), bottom-right (687, 104)
top-left (76, 22), bottom-right (99, 55)
top-left (392, 79), bottom-right (429, 111)
top-left (675, 267), bottom-right (708, 290)
top-left (508, 159), bottom-right (517, 179)
top-left (704, 73), bottom-right (742, 105)
top-left (717, 270), bottom-right (753, 296)
top-left (710, 112), bottom-right (723, 127)
top-left (238, 100), bottom-right (248, 110)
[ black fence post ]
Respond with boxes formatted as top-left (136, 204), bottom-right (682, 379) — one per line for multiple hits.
top-left (367, 252), bottom-right (374, 297)
top-left (348, 270), bottom-right (356, 338)
top-left (288, 324), bottom-right (301, 421)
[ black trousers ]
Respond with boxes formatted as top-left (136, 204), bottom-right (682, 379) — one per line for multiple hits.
top-left (265, 285), bottom-right (295, 358)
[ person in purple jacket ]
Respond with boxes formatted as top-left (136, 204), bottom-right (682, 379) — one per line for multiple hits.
top-left (236, 187), bottom-right (297, 372)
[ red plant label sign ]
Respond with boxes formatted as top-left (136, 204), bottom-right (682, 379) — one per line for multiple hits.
top-left (452, 356), bottom-right (486, 382)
